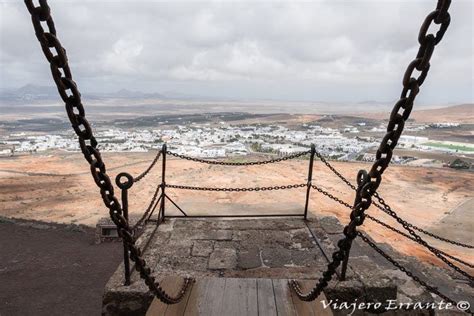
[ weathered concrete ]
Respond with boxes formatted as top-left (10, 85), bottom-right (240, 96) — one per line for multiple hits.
top-left (103, 217), bottom-right (404, 315)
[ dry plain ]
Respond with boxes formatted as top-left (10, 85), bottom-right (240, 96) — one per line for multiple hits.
top-left (0, 151), bottom-right (472, 271)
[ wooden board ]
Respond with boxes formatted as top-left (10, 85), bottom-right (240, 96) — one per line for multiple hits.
top-left (272, 279), bottom-right (297, 316)
top-left (146, 276), bottom-right (194, 316)
top-left (289, 280), bottom-right (333, 316)
top-left (147, 277), bottom-right (333, 316)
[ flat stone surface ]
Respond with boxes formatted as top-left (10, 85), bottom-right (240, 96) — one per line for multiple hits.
top-left (208, 248), bottom-right (237, 270)
top-left (192, 240), bottom-right (214, 257)
top-left (103, 217), bottom-right (403, 315)
top-left (238, 246), bottom-right (262, 269)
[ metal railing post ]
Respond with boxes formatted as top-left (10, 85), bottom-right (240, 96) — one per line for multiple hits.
top-left (304, 144), bottom-right (316, 220)
top-left (160, 143), bottom-right (167, 222)
top-left (115, 172), bottom-right (134, 286)
top-left (340, 240), bottom-right (352, 281)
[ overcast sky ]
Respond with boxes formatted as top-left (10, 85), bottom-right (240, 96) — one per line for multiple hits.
top-left (0, 0), bottom-right (472, 104)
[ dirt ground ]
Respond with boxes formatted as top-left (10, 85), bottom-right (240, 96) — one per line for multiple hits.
top-left (0, 218), bottom-right (122, 316)
top-left (0, 151), bottom-right (473, 269)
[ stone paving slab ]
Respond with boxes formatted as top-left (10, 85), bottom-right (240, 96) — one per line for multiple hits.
top-left (103, 217), bottom-right (398, 315)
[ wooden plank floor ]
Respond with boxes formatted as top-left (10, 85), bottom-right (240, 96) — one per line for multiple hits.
top-left (147, 277), bottom-right (333, 316)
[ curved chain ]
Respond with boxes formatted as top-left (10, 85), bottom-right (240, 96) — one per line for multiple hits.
top-left (371, 193), bottom-right (473, 280)
top-left (312, 185), bottom-right (472, 267)
top-left (316, 150), bottom-right (474, 249)
top-left (166, 150), bottom-right (310, 166)
top-left (312, 184), bottom-right (473, 275)
top-left (167, 183), bottom-right (306, 192)
top-left (133, 150), bottom-right (162, 183)
top-left (291, 0), bottom-right (452, 301)
top-left (404, 218), bottom-right (474, 249)
top-left (311, 185), bottom-right (474, 280)
top-left (314, 150), bottom-right (357, 190)
top-left (366, 214), bottom-right (473, 269)
top-left (24, 0), bottom-right (193, 304)
top-left (132, 184), bottom-right (161, 238)
top-left (358, 232), bottom-right (473, 315)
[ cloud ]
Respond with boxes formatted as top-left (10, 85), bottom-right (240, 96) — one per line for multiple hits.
top-left (0, 0), bottom-right (472, 104)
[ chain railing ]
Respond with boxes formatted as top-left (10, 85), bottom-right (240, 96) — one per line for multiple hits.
top-left (166, 149), bottom-right (310, 166)
top-left (365, 213), bottom-right (473, 269)
top-left (314, 149), bottom-right (473, 249)
top-left (133, 150), bottom-right (162, 183)
top-left (26, 0), bottom-right (467, 308)
top-left (291, 0), bottom-right (453, 301)
top-left (167, 183), bottom-right (306, 192)
top-left (312, 184), bottom-right (473, 271)
top-left (358, 232), bottom-right (473, 315)
top-left (24, 0), bottom-right (193, 304)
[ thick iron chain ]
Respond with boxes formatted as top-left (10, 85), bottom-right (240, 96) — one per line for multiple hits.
top-left (167, 183), bottom-right (306, 192)
top-left (24, 0), bottom-right (192, 304)
top-left (358, 232), bottom-right (474, 315)
top-left (167, 150), bottom-right (310, 166)
top-left (291, 0), bottom-right (452, 301)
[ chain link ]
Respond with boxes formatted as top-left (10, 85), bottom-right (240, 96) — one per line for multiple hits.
top-left (133, 150), bottom-right (162, 183)
top-left (358, 232), bottom-right (473, 315)
top-left (311, 185), bottom-right (474, 279)
top-left (167, 183), bottom-right (306, 192)
top-left (372, 197), bottom-right (474, 249)
top-left (366, 214), bottom-right (473, 269)
top-left (24, 0), bottom-right (460, 304)
top-left (292, 0), bottom-right (452, 301)
top-left (166, 150), bottom-right (310, 166)
top-left (371, 193), bottom-right (473, 280)
top-left (314, 150), bottom-right (356, 190)
top-left (132, 184), bottom-right (162, 238)
top-left (24, 0), bottom-right (192, 304)
top-left (317, 150), bottom-right (474, 249)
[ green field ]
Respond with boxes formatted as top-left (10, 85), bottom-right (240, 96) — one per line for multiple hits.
top-left (423, 142), bottom-right (474, 152)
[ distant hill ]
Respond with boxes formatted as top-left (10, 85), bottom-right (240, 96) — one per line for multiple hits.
top-left (0, 85), bottom-right (165, 102)
top-left (0, 84), bottom-right (59, 102)
top-left (409, 104), bottom-right (473, 123)
top-left (360, 103), bottom-right (473, 123)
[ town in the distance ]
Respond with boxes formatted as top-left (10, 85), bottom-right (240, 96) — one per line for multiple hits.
top-left (1, 105), bottom-right (472, 170)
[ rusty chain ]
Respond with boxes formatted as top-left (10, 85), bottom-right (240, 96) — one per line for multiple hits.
top-left (132, 184), bottom-right (162, 239)
top-left (370, 193), bottom-right (473, 280)
top-left (133, 150), bottom-right (162, 183)
top-left (24, 0), bottom-right (192, 304)
top-left (312, 184), bottom-right (473, 275)
top-left (366, 213), bottom-right (473, 269)
top-left (401, 215), bottom-right (474, 249)
top-left (314, 150), bottom-right (357, 190)
top-left (24, 0), bottom-right (461, 304)
top-left (291, 0), bottom-right (453, 301)
top-left (167, 183), bottom-right (306, 192)
top-left (166, 150), bottom-right (310, 166)
top-left (316, 150), bottom-right (474, 249)
top-left (358, 232), bottom-right (474, 315)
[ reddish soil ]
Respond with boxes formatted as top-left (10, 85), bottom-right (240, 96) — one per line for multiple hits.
top-left (0, 152), bottom-right (472, 278)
